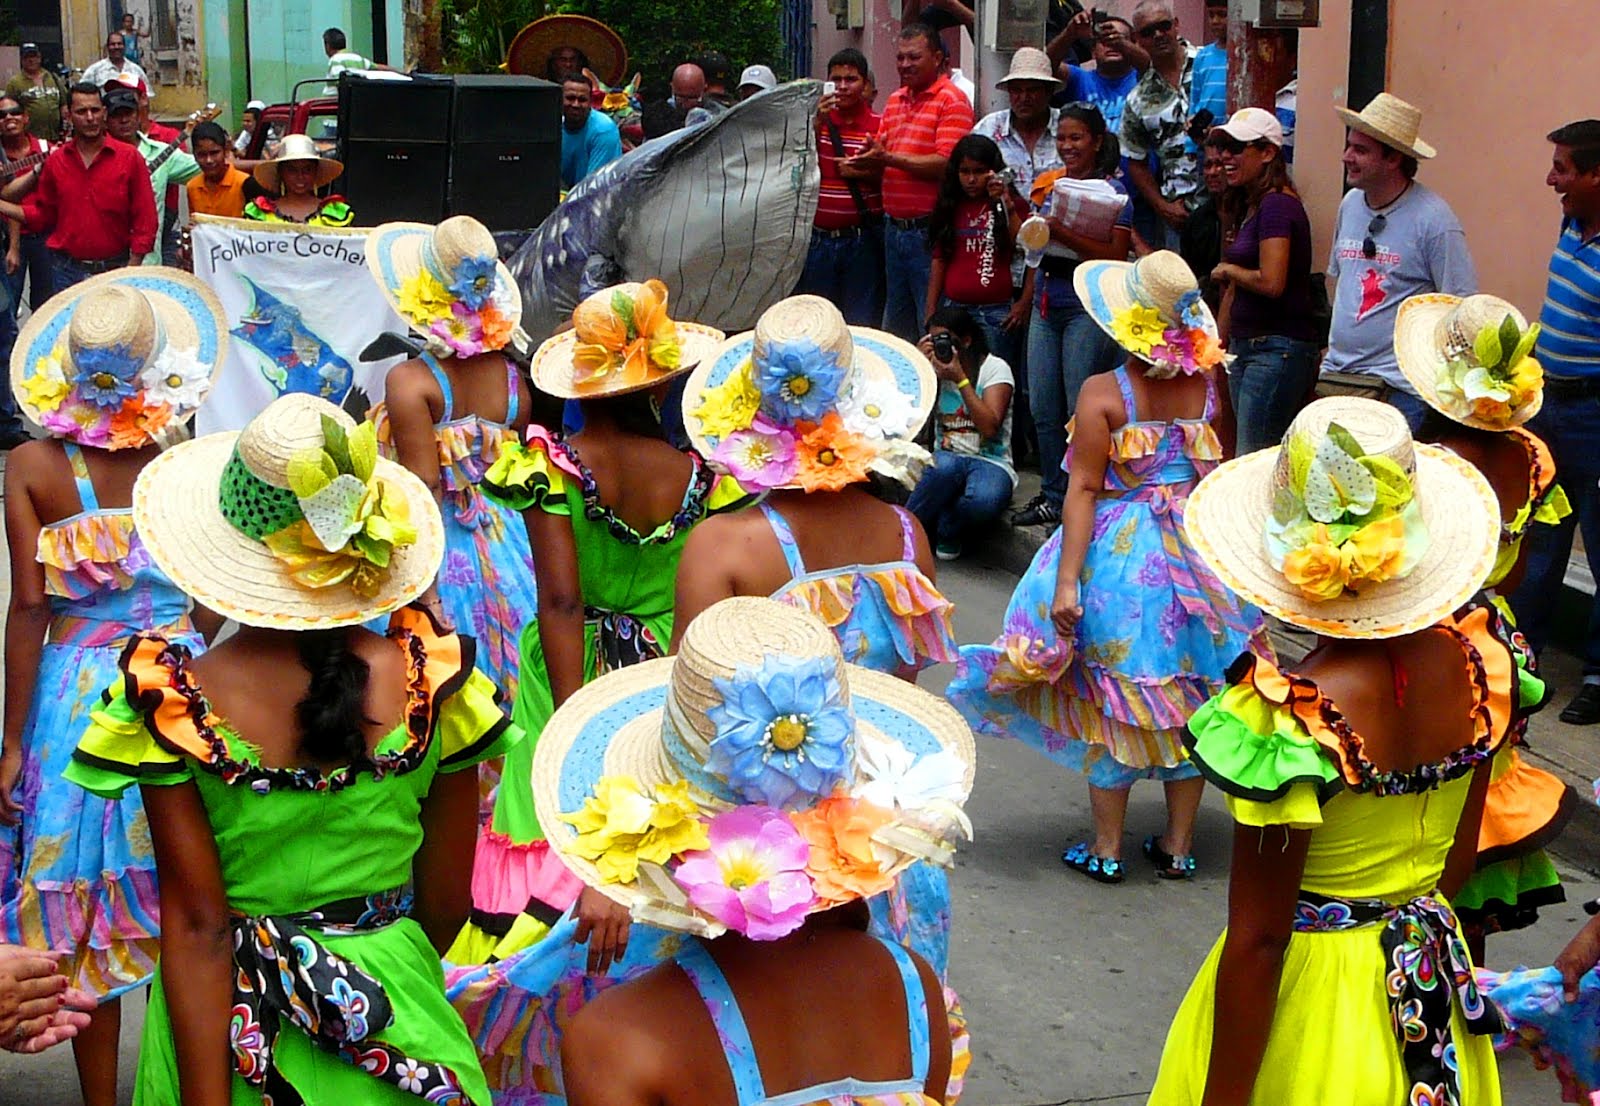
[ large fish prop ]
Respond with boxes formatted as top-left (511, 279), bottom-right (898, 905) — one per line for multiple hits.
top-left (510, 79), bottom-right (822, 339)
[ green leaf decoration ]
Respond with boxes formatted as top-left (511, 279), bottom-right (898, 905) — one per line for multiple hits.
top-left (1304, 433), bottom-right (1376, 523)
top-left (1325, 422), bottom-right (1365, 461)
top-left (1359, 454), bottom-right (1413, 508)
top-left (300, 473), bottom-right (367, 552)
top-left (1271, 487), bottom-right (1301, 527)
top-left (286, 449), bottom-right (338, 499)
top-left (1473, 324), bottom-right (1502, 370)
top-left (352, 531), bottom-right (393, 567)
top-left (348, 422), bottom-right (378, 483)
top-left (1324, 522), bottom-right (1360, 545)
top-left (1497, 315), bottom-right (1522, 368)
top-left (1510, 322), bottom-right (1541, 367)
top-left (1285, 432), bottom-right (1316, 494)
top-left (321, 415), bottom-right (353, 474)
top-left (612, 290), bottom-right (637, 341)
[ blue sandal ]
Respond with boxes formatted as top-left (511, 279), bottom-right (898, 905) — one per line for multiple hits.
top-left (1143, 835), bottom-right (1197, 880)
top-left (1062, 842), bottom-right (1125, 884)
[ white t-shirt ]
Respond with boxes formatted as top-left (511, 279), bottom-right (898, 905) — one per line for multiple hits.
top-left (934, 353), bottom-right (1015, 483)
top-left (81, 57), bottom-right (149, 92)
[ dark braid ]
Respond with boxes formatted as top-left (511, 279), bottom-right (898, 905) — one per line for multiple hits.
top-left (295, 629), bottom-right (374, 765)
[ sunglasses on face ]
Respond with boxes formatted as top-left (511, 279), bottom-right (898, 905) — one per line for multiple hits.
top-left (0, 108), bottom-right (24, 118)
top-left (1137, 19), bottom-right (1174, 39)
top-left (1362, 212), bottom-right (1387, 259)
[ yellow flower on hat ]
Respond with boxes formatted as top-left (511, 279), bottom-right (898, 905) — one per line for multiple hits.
top-left (562, 775), bottom-right (710, 885)
top-left (1342, 513), bottom-right (1407, 587)
top-left (1281, 524), bottom-right (1350, 602)
top-left (397, 269), bottom-right (453, 325)
top-left (1111, 304), bottom-right (1164, 357)
top-left (23, 349), bottom-right (71, 413)
top-left (694, 361), bottom-right (761, 439)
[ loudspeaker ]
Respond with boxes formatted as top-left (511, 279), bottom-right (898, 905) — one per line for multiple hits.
top-left (447, 75), bottom-right (563, 232)
top-left (337, 73), bottom-right (452, 223)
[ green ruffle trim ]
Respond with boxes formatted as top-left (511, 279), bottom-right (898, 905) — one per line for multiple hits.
top-left (1533, 483), bottom-right (1572, 527)
top-left (1185, 684), bottom-right (1342, 802)
top-left (64, 693), bottom-right (192, 800)
top-left (481, 440), bottom-right (571, 515)
top-left (1455, 850), bottom-right (1562, 912)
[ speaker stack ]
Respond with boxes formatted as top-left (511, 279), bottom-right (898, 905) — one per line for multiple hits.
top-left (335, 73), bottom-right (563, 232)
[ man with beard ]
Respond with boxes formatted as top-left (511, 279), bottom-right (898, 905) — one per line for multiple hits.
top-left (104, 87), bottom-right (198, 266)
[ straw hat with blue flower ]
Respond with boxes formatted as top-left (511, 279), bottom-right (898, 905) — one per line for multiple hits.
top-left (367, 215), bottom-right (528, 361)
top-left (532, 596), bottom-right (975, 938)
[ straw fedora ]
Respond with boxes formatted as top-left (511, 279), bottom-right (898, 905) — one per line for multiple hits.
top-left (995, 47), bottom-right (1062, 90)
top-left (1073, 250), bottom-right (1224, 378)
top-left (12, 268), bottom-right (226, 450)
top-left (1395, 293), bottom-right (1544, 431)
top-left (530, 280), bottom-right (724, 400)
top-left (1184, 397), bottom-right (1498, 639)
top-left (133, 393), bottom-right (444, 630)
top-left (367, 216), bottom-right (525, 356)
top-left (505, 14), bottom-right (628, 86)
top-left (1333, 92), bottom-right (1436, 161)
top-left (254, 133), bottom-right (344, 192)
top-left (533, 597), bottom-right (975, 938)
top-left (682, 295), bottom-right (935, 491)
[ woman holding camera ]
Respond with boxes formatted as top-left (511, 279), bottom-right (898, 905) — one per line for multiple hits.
top-left (907, 306), bottom-right (1016, 561)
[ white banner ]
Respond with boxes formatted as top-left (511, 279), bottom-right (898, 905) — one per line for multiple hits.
top-left (190, 216), bottom-right (407, 434)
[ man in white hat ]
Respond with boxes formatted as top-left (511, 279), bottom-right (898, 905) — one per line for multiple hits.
top-left (1321, 92), bottom-right (1476, 429)
top-left (737, 64), bottom-right (777, 99)
top-left (974, 46), bottom-right (1062, 295)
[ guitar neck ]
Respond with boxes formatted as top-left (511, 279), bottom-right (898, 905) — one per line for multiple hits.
top-left (0, 151), bottom-right (48, 180)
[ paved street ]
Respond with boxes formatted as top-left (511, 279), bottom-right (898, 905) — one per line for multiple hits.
top-left (1, 557), bottom-right (1597, 1104)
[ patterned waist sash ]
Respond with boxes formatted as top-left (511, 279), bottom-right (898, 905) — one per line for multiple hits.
top-left (48, 611), bottom-right (195, 647)
top-left (229, 884), bottom-right (475, 1105)
top-left (1292, 890), bottom-right (1502, 1106)
top-left (585, 606), bottom-right (665, 676)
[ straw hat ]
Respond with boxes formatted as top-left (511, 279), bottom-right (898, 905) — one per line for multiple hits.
top-left (367, 216), bottom-right (525, 356)
top-left (1333, 92), bottom-right (1436, 161)
top-left (254, 133), bottom-right (344, 192)
top-left (1074, 250), bottom-right (1223, 377)
top-left (132, 394), bottom-right (444, 630)
top-left (1395, 293), bottom-right (1544, 430)
top-left (1184, 397), bottom-right (1498, 639)
top-left (530, 280), bottom-right (724, 400)
top-left (681, 295), bottom-right (935, 491)
top-left (995, 47), bottom-right (1062, 90)
top-left (534, 597), bottom-right (975, 938)
top-left (12, 268), bottom-right (226, 450)
top-left (506, 14), bottom-right (628, 86)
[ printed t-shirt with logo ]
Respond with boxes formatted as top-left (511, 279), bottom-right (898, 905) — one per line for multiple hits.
top-left (935, 353), bottom-right (1015, 484)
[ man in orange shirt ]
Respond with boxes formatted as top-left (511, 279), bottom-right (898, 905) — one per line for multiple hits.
top-left (185, 121), bottom-right (254, 217)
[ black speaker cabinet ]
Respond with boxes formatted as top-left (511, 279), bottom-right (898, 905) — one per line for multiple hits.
top-left (447, 75), bottom-right (563, 232)
top-left (336, 74), bottom-right (453, 223)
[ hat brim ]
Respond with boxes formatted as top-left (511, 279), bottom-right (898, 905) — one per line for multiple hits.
top-left (1073, 258), bottom-right (1221, 351)
top-left (253, 155), bottom-right (345, 192)
top-left (1394, 294), bottom-right (1543, 431)
top-left (132, 433), bottom-right (444, 629)
top-left (1184, 442), bottom-right (1499, 639)
top-left (529, 322), bottom-right (726, 400)
top-left (532, 656), bottom-right (976, 936)
top-left (995, 73), bottom-right (1063, 91)
top-left (365, 222), bottom-right (524, 346)
top-left (506, 15), bottom-right (629, 86)
top-left (1332, 107), bottom-right (1437, 161)
top-left (12, 268), bottom-right (228, 445)
top-left (682, 327), bottom-right (936, 487)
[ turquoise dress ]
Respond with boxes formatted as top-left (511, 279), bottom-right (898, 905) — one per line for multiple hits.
top-left (0, 442), bottom-right (201, 999)
top-left (949, 368), bottom-right (1271, 789)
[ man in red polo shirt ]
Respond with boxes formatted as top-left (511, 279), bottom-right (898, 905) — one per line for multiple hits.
top-left (845, 23), bottom-right (973, 341)
top-left (0, 83), bottom-right (156, 294)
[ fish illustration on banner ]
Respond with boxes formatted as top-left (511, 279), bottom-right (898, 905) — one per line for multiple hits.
top-left (229, 276), bottom-right (355, 402)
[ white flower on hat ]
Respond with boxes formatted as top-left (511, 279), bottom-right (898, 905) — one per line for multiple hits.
top-left (852, 741), bottom-right (973, 842)
top-left (839, 377), bottom-right (917, 441)
top-left (140, 346), bottom-right (211, 410)
top-left (866, 438), bottom-right (932, 486)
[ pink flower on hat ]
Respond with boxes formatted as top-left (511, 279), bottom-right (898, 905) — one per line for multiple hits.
top-left (672, 807), bottom-right (816, 939)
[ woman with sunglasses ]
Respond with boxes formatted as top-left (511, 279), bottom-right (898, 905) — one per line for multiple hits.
top-left (1207, 108), bottom-right (1318, 456)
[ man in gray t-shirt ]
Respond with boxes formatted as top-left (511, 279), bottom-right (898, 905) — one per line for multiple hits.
top-left (1322, 94), bottom-right (1476, 428)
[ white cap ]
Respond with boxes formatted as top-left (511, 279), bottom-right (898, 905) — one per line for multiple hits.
top-left (245, 99), bottom-right (267, 111)
top-left (1210, 106), bottom-right (1284, 147)
top-left (737, 64), bottom-right (777, 93)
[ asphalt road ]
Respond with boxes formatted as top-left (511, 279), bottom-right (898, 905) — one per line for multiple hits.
top-left (1, 558), bottom-right (1595, 1104)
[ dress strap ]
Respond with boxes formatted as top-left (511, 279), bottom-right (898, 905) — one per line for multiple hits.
top-left (62, 442), bottom-right (99, 512)
top-left (419, 351), bottom-right (454, 423)
top-left (502, 356), bottom-right (520, 425)
top-left (876, 937), bottom-right (932, 1086)
top-left (1202, 370), bottom-right (1218, 422)
top-left (1113, 366), bottom-right (1138, 422)
top-left (893, 505), bottom-right (918, 560)
top-left (758, 501), bottom-right (807, 576)
top-left (675, 941), bottom-right (766, 1106)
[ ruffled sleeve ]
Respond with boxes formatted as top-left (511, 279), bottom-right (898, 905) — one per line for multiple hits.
top-left (480, 429), bottom-right (576, 514)
top-left (385, 606), bottom-right (522, 773)
top-left (704, 472), bottom-right (758, 515)
top-left (436, 669), bottom-right (522, 772)
top-left (64, 635), bottom-right (206, 798)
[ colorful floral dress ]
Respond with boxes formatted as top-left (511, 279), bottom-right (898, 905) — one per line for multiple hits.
top-left (370, 353), bottom-right (538, 817)
top-left (1476, 955), bottom-right (1600, 1104)
top-left (244, 195), bottom-right (355, 227)
top-left (1456, 427), bottom-right (1576, 935)
top-left (0, 442), bottom-right (199, 1000)
top-left (949, 368), bottom-right (1270, 789)
top-left (1149, 597), bottom-right (1517, 1106)
top-left (63, 608), bottom-right (517, 1106)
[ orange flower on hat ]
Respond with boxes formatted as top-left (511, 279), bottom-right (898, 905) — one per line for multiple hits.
top-left (793, 414), bottom-right (872, 492)
top-left (1281, 524), bottom-right (1350, 602)
top-left (790, 795), bottom-right (897, 906)
top-left (479, 304), bottom-right (514, 353)
top-left (107, 395), bottom-right (172, 450)
top-left (1189, 328), bottom-right (1223, 370)
top-left (571, 279), bottom-right (681, 387)
top-left (1341, 513), bottom-right (1407, 587)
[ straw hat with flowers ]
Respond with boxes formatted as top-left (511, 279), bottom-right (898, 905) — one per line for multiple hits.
top-left (254, 133), bottom-right (344, 192)
top-left (1395, 293), bottom-right (1544, 431)
top-left (367, 215), bottom-right (527, 360)
top-left (1184, 396), bottom-right (1499, 639)
top-left (12, 268), bottom-right (226, 450)
top-left (1074, 250), bottom-right (1226, 380)
top-left (680, 295), bottom-right (936, 492)
top-left (533, 596), bottom-right (975, 938)
top-left (133, 393), bottom-right (444, 629)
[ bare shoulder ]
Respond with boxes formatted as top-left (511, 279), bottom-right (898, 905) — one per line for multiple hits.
top-left (563, 970), bottom-right (686, 1102)
top-left (382, 359), bottom-right (443, 411)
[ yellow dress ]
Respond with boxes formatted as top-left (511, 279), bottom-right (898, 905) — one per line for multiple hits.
top-left (1149, 599), bottom-right (1516, 1106)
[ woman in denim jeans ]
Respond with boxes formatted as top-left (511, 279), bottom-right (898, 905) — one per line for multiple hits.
top-left (1014, 105), bottom-right (1131, 527)
top-left (1209, 107), bottom-right (1319, 456)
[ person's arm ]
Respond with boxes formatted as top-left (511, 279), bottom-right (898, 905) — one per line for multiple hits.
top-left (1125, 158), bottom-right (1186, 228)
top-left (1430, 222), bottom-right (1478, 297)
top-left (1045, 9), bottom-right (1094, 67)
top-left (1198, 823), bottom-right (1312, 1106)
top-left (1214, 196), bottom-right (1294, 298)
top-left (670, 521), bottom-right (741, 651)
top-left (1006, 268), bottom-right (1035, 331)
top-left (1, 454), bottom-right (49, 827)
top-left (142, 781), bottom-right (233, 1106)
top-left (588, 125), bottom-right (624, 178)
top-left (926, 251), bottom-right (948, 321)
top-left (1555, 914), bottom-right (1600, 1003)
top-left (1050, 374), bottom-right (1115, 635)
top-left (4, 216), bottom-right (19, 277)
top-left (166, 145), bottom-right (202, 185)
top-left (412, 760), bottom-right (477, 953)
top-left (1438, 758), bottom-right (1492, 900)
top-left (526, 507), bottom-right (586, 709)
top-left (0, 947), bottom-right (72, 1050)
top-left (126, 155), bottom-right (158, 260)
top-left (926, 0), bottom-right (975, 29)
top-left (385, 368), bottom-right (444, 501)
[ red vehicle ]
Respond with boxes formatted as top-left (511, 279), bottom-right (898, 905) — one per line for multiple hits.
top-left (241, 79), bottom-right (339, 160)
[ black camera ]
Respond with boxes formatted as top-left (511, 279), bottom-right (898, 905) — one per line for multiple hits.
top-left (1186, 108), bottom-right (1216, 147)
top-left (930, 332), bottom-right (957, 364)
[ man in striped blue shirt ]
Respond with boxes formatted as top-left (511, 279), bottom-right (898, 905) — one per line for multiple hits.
top-left (1513, 120), bottom-right (1600, 722)
top-left (1190, 0), bottom-right (1229, 125)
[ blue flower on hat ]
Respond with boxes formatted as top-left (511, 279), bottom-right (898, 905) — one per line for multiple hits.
top-left (755, 339), bottom-right (846, 426)
top-left (449, 255), bottom-right (497, 312)
top-left (73, 344), bottom-right (141, 410)
top-left (707, 655), bottom-right (855, 810)
top-left (1175, 289), bottom-right (1207, 330)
